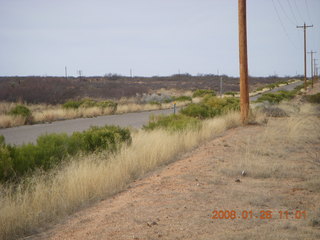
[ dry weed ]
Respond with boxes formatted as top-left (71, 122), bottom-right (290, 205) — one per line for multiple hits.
top-left (0, 115), bottom-right (26, 128)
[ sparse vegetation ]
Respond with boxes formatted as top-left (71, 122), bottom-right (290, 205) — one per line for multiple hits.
top-left (143, 114), bottom-right (200, 131)
top-left (255, 90), bottom-right (295, 104)
top-left (0, 125), bottom-right (131, 182)
top-left (224, 91), bottom-right (236, 96)
top-left (181, 96), bottom-right (239, 119)
top-left (192, 89), bottom-right (216, 98)
top-left (305, 93), bottom-right (320, 104)
top-left (254, 79), bottom-right (296, 92)
top-left (63, 99), bottom-right (118, 113)
top-left (8, 105), bottom-right (33, 124)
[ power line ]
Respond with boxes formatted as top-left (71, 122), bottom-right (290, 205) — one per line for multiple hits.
top-left (276, 0), bottom-right (296, 25)
top-left (304, 0), bottom-right (313, 24)
top-left (286, 0), bottom-right (299, 25)
top-left (293, 0), bottom-right (305, 23)
top-left (271, 0), bottom-right (298, 49)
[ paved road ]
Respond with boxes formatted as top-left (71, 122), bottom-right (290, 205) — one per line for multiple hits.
top-left (249, 80), bottom-right (302, 101)
top-left (0, 81), bottom-right (303, 145)
top-left (0, 108), bottom-right (176, 145)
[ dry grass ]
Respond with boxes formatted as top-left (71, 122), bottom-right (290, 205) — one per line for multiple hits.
top-left (0, 111), bottom-right (245, 240)
top-left (32, 107), bottom-right (115, 123)
top-left (0, 101), bottom-right (190, 128)
top-left (0, 115), bottom-right (26, 128)
top-left (221, 104), bottom-right (320, 180)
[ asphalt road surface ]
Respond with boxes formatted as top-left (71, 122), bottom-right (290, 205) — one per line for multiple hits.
top-left (0, 108), bottom-right (176, 145)
top-left (249, 80), bottom-right (302, 101)
top-left (0, 81), bottom-right (303, 145)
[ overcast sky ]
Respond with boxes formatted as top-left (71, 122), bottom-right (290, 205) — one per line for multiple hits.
top-left (0, 0), bottom-right (319, 77)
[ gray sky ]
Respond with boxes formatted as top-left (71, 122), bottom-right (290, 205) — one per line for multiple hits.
top-left (0, 0), bottom-right (319, 77)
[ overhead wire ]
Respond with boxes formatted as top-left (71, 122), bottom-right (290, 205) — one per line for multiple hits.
top-left (304, 0), bottom-right (313, 24)
top-left (277, 0), bottom-right (296, 25)
top-left (286, 0), bottom-right (299, 25)
top-left (293, 0), bottom-right (305, 23)
top-left (271, 0), bottom-right (298, 49)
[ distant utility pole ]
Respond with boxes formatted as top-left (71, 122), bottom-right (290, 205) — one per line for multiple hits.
top-left (313, 59), bottom-right (318, 83)
top-left (238, 0), bottom-right (249, 124)
top-left (296, 23), bottom-right (313, 91)
top-left (130, 69), bottom-right (133, 78)
top-left (65, 66), bottom-right (68, 79)
top-left (307, 51), bottom-right (316, 88)
top-left (220, 76), bottom-right (223, 97)
top-left (78, 70), bottom-right (82, 78)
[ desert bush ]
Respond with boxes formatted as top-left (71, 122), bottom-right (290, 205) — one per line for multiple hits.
top-left (305, 93), bottom-right (320, 104)
top-left (174, 96), bottom-right (192, 102)
top-left (143, 114), bottom-right (200, 131)
top-left (62, 100), bottom-right (82, 109)
top-left (0, 126), bottom-right (131, 182)
top-left (148, 101), bottom-right (162, 106)
top-left (63, 99), bottom-right (117, 111)
top-left (9, 105), bottom-right (31, 118)
top-left (260, 106), bottom-right (288, 117)
top-left (75, 125), bottom-right (131, 152)
top-left (8, 105), bottom-right (33, 124)
top-left (181, 96), bottom-right (240, 119)
top-left (256, 90), bottom-right (295, 104)
top-left (224, 91), bottom-right (236, 96)
top-left (180, 103), bottom-right (212, 119)
top-left (192, 89), bottom-right (216, 98)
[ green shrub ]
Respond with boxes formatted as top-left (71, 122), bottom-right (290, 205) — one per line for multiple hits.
top-left (174, 96), bottom-right (192, 102)
top-left (62, 100), bottom-right (83, 109)
top-left (256, 91), bottom-right (295, 104)
top-left (192, 89), bottom-right (216, 98)
top-left (76, 125), bottom-right (131, 152)
top-left (0, 126), bottom-right (131, 182)
top-left (9, 105), bottom-right (31, 118)
top-left (63, 99), bottom-right (118, 112)
top-left (0, 145), bottom-right (14, 181)
top-left (148, 101), bottom-right (162, 106)
top-left (9, 105), bottom-right (33, 124)
top-left (80, 99), bottom-right (97, 108)
top-left (305, 93), bottom-right (320, 104)
top-left (143, 114), bottom-right (200, 131)
top-left (181, 96), bottom-right (240, 119)
top-left (224, 91), bottom-right (236, 96)
top-left (180, 103), bottom-right (212, 119)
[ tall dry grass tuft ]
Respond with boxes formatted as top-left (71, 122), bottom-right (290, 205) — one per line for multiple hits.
top-left (32, 107), bottom-right (115, 123)
top-left (0, 111), bottom-right (242, 240)
top-left (0, 102), bottom-right (16, 115)
top-left (0, 115), bottom-right (26, 128)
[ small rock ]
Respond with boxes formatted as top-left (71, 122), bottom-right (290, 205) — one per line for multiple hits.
top-left (147, 221), bottom-right (158, 227)
top-left (241, 170), bottom-right (247, 176)
top-left (235, 179), bottom-right (241, 183)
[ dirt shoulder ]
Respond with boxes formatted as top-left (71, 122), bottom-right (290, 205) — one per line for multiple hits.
top-left (27, 114), bottom-right (320, 239)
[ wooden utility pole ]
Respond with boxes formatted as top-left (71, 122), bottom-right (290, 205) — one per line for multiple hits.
top-left (297, 23), bottom-right (313, 91)
top-left (313, 59), bottom-right (318, 83)
top-left (307, 51), bottom-right (316, 88)
top-left (238, 0), bottom-right (249, 124)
